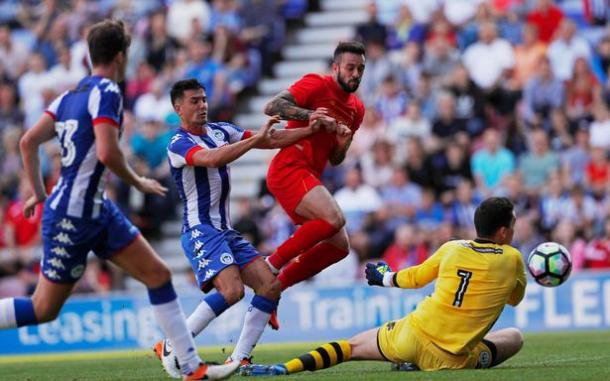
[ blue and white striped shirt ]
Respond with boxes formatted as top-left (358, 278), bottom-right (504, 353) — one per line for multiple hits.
top-left (45, 75), bottom-right (123, 219)
top-left (167, 122), bottom-right (251, 231)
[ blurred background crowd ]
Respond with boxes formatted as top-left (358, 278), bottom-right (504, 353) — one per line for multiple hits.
top-left (1, 0), bottom-right (609, 296)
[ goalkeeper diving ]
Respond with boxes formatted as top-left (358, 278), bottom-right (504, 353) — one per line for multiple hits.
top-left (241, 197), bottom-right (527, 375)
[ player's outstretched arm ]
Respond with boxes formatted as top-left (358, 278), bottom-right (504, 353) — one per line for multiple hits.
top-left (191, 116), bottom-right (278, 167)
top-left (94, 122), bottom-right (167, 196)
top-left (264, 91), bottom-right (337, 132)
top-left (20, 113), bottom-right (56, 217)
top-left (365, 248), bottom-right (445, 289)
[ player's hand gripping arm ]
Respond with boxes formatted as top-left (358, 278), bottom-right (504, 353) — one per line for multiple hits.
top-left (191, 116), bottom-right (278, 167)
top-left (256, 115), bottom-right (322, 149)
top-left (94, 123), bottom-right (167, 196)
top-left (20, 113), bottom-right (56, 217)
top-left (328, 124), bottom-right (353, 166)
top-left (264, 90), bottom-right (337, 132)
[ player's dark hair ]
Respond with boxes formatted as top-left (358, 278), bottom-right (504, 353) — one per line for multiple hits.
top-left (333, 41), bottom-right (366, 63)
top-left (474, 197), bottom-right (514, 238)
top-left (170, 78), bottom-right (205, 105)
top-left (87, 19), bottom-right (131, 65)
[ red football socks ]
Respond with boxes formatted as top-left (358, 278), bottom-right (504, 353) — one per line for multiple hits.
top-left (278, 242), bottom-right (349, 290)
top-left (267, 219), bottom-right (338, 270)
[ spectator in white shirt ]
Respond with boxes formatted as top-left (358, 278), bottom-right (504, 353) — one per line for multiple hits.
top-left (45, 43), bottom-right (85, 93)
top-left (463, 21), bottom-right (515, 89)
top-left (334, 167), bottom-right (383, 234)
top-left (18, 52), bottom-right (47, 129)
top-left (0, 24), bottom-right (30, 80)
top-left (547, 19), bottom-right (591, 81)
top-left (589, 103), bottom-right (610, 150)
top-left (167, 0), bottom-right (211, 44)
top-left (133, 78), bottom-right (175, 123)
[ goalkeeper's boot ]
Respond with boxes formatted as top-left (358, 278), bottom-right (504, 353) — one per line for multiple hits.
top-left (153, 339), bottom-right (181, 379)
top-left (183, 362), bottom-right (240, 380)
top-left (268, 309), bottom-right (280, 330)
top-left (239, 364), bottom-right (288, 377)
top-left (390, 362), bottom-right (420, 371)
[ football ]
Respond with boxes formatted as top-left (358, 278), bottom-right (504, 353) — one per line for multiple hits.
top-left (527, 242), bottom-right (572, 287)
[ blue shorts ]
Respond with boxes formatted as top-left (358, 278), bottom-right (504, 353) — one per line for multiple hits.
top-left (41, 199), bottom-right (140, 283)
top-left (181, 224), bottom-right (259, 292)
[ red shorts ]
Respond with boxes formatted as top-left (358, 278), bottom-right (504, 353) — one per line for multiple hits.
top-left (266, 162), bottom-right (322, 225)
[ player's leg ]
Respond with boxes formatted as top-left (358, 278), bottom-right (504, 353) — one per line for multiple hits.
top-left (267, 184), bottom-right (345, 271)
top-left (476, 328), bottom-right (524, 368)
top-left (0, 210), bottom-right (83, 330)
top-left (242, 328), bottom-right (383, 376)
top-left (229, 257), bottom-right (281, 363)
top-left (277, 228), bottom-right (350, 290)
top-left (0, 276), bottom-right (74, 329)
top-left (110, 235), bottom-right (204, 376)
top-left (180, 227), bottom-right (247, 338)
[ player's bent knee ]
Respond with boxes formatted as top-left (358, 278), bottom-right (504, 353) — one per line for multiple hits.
top-left (328, 212), bottom-right (346, 230)
top-left (259, 278), bottom-right (282, 300)
top-left (508, 328), bottom-right (524, 351)
top-left (220, 285), bottom-right (245, 305)
top-left (141, 264), bottom-right (172, 288)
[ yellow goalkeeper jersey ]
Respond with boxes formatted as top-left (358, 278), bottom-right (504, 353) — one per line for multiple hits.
top-left (394, 239), bottom-right (527, 355)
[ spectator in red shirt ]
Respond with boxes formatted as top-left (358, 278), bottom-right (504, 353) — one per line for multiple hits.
top-left (584, 217), bottom-right (610, 269)
top-left (585, 146), bottom-right (609, 197)
top-left (3, 178), bottom-right (43, 265)
top-left (381, 224), bottom-right (428, 271)
top-left (526, 0), bottom-right (564, 43)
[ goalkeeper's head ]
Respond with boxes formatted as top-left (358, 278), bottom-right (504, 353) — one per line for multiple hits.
top-left (474, 197), bottom-right (516, 245)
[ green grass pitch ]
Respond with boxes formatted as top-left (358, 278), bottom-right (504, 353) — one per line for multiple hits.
top-left (0, 331), bottom-right (609, 381)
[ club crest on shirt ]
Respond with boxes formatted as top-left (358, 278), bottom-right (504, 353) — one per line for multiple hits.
top-left (212, 130), bottom-right (225, 141)
top-left (220, 253), bottom-right (234, 265)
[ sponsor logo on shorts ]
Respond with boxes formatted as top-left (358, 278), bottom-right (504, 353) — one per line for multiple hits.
top-left (44, 269), bottom-right (60, 280)
top-left (53, 232), bottom-right (73, 245)
top-left (51, 246), bottom-right (70, 258)
top-left (220, 253), bottom-right (234, 265)
top-left (56, 218), bottom-right (76, 231)
top-left (198, 259), bottom-right (210, 270)
top-left (48, 258), bottom-right (66, 270)
top-left (71, 265), bottom-right (85, 279)
top-left (478, 350), bottom-right (492, 368)
top-left (204, 269), bottom-right (217, 281)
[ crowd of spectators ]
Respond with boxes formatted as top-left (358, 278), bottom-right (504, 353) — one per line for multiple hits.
top-left (1, 0), bottom-right (610, 294)
top-left (0, 0), bottom-right (305, 295)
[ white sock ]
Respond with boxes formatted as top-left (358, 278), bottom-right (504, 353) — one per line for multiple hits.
top-left (0, 298), bottom-right (17, 329)
top-left (152, 299), bottom-right (201, 374)
top-left (230, 296), bottom-right (276, 361)
top-left (186, 301), bottom-right (217, 336)
top-left (264, 257), bottom-right (280, 275)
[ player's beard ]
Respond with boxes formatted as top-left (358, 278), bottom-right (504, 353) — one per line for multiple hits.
top-left (336, 70), bottom-right (360, 93)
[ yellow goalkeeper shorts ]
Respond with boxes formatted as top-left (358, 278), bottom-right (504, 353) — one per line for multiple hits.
top-left (376, 314), bottom-right (494, 370)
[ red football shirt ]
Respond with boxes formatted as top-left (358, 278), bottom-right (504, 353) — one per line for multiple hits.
top-left (526, 6), bottom-right (564, 43)
top-left (273, 74), bottom-right (365, 176)
top-left (4, 200), bottom-right (42, 246)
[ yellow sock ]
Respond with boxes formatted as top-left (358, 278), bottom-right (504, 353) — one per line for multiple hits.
top-left (283, 340), bottom-right (352, 374)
